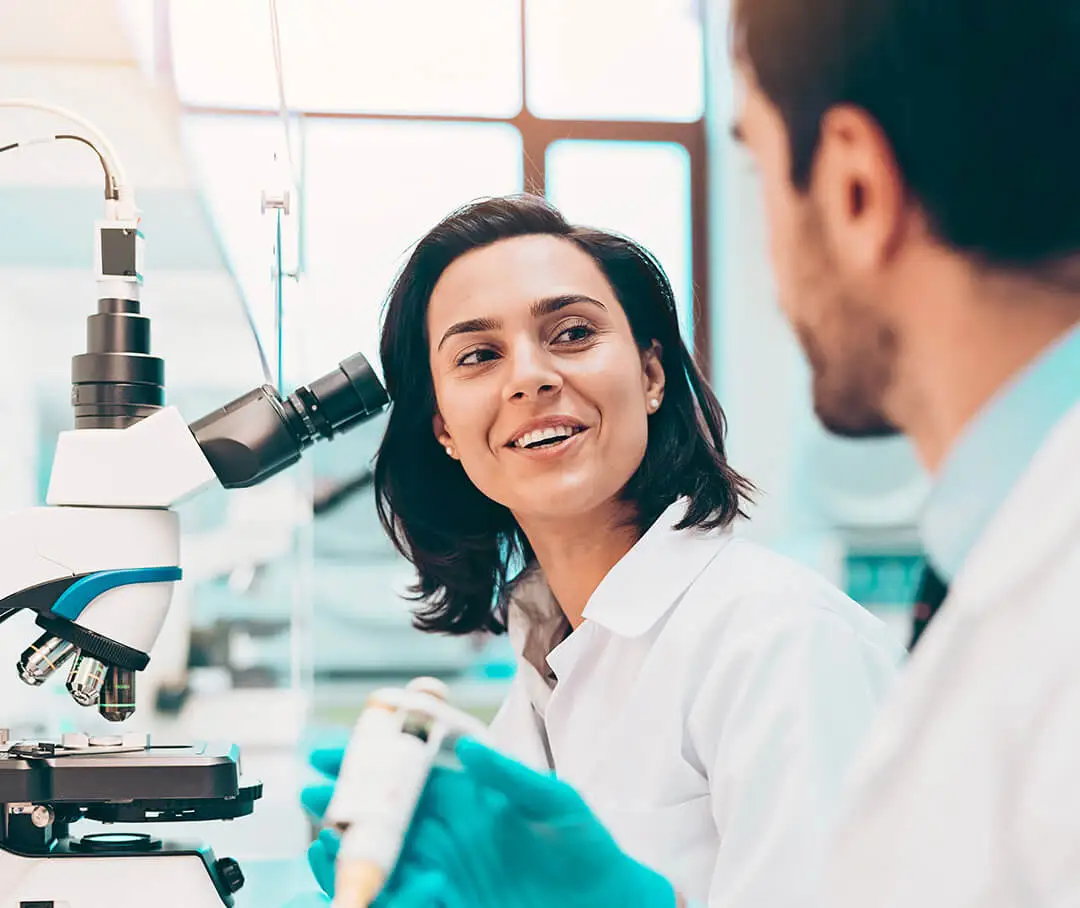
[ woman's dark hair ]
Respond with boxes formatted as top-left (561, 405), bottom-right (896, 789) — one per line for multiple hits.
top-left (374, 194), bottom-right (754, 636)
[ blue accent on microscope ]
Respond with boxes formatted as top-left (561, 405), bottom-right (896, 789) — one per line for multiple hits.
top-left (50, 567), bottom-right (183, 621)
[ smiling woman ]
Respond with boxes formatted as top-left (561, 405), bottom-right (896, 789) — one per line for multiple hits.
top-left (369, 194), bottom-right (905, 904)
top-left (376, 195), bottom-right (750, 634)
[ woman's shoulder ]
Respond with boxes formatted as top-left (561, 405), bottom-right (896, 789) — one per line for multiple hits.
top-left (675, 532), bottom-right (903, 655)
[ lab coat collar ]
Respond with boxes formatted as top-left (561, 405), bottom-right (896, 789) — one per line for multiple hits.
top-left (504, 498), bottom-right (734, 662)
top-left (505, 496), bottom-right (734, 686)
top-left (845, 401), bottom-right (1080, 799)
top-left (950, 399), bottom-right (1080, 614)
top-left (921, 321), bottom-right (1080, 582)
top-left (580, 497), bottom-right (733, 638)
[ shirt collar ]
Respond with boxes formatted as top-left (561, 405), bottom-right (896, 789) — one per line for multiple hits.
top-left (921, 321), bottom-right (1080, 583)
top-left (580, 497), bottom-right (733, 637)
top-left (505, 498), bottom-right (735, 660)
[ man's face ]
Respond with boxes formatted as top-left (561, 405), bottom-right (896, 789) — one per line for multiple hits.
top-left (733, 67), bottom-right (901, 438)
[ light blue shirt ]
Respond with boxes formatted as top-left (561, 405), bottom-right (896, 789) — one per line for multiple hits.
top-left (921, 321), bottom-right (1080, 582)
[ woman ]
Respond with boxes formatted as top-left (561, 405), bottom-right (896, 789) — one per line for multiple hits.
top-left (309, 194), bottom-right (904, 906)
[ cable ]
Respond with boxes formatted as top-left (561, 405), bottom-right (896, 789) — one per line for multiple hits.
top-left (267, 1), bottom-right (301, 395)
top-left (0, 98), bottom-right (127, 193)
top-left (267, 0), bottom-right (299, 187)
top-left (0, 133), bottom-right (113, 197)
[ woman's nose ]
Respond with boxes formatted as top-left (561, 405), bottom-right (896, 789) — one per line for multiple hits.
top-left (504, 341), bottom-right (563, 402)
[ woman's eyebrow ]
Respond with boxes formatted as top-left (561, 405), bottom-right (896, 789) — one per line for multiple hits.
top-left (530, 294), bottom-right (606, 318)
top-left (437, 316), bottom-right (501, 351)
top-left (437, 295), bottom-right (605, 350)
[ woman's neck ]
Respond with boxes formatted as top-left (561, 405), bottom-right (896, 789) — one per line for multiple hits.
top-left (517, 502), bottom-right (642, 629)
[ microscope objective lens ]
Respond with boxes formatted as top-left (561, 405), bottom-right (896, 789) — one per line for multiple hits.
top-left (17, 633), bottom-right (77, 686)
top-left (66, 652), bottom-right (109, 706)
top-left (99, 666), bottom-right (136, 722)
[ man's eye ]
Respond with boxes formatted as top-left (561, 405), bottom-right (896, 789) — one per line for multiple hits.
top-left (457, 348), bottom-right (498, 367)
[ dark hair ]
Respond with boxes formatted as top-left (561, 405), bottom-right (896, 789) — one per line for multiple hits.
top-left (732, 0), bottom-right (1080, 277)
top-left (374, 194), bottom-right (754, 636)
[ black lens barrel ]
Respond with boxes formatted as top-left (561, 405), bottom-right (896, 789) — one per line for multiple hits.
top-left (71, 299), bottom-right (164, 429)
top-left (288, 352), bottom-right (388, 440)
top-left (190, 353), bottom-right (388, 490)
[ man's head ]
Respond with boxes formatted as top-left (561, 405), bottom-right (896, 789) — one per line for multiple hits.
top-left (730, 0), bottom-right (1080, 437)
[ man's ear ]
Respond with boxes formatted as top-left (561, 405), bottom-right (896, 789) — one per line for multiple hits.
top-left (433, 412), bottom-right (457, 459)
top-left (642, 341), bottom-right (666, 406)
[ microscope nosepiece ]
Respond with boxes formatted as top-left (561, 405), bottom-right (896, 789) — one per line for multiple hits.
top-left (66, 652), bottom-right (109, 706)
top-left (17, 633), bottom-right (78, 686)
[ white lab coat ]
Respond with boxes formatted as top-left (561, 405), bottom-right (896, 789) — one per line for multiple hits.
top-left (826, 401), bottom-right (1080, 908)
top-left (489, 499), bottom-right (905, 906)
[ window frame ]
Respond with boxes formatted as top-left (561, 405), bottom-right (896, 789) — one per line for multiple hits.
top-left (160, 0), bottom-right (712, 375)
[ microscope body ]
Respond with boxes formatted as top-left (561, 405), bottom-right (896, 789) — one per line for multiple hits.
top-left (0, 107), bottom-right (389, 907)
top-left (0, 405), bottom-right (219, 717)
top-left (0, 374), bottom-right (387, 907)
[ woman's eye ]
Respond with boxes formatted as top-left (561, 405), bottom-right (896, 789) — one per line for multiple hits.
top-left (457, 347), bottom-right (498, 367)
top-left (554, 322), bottom-right (595, 344)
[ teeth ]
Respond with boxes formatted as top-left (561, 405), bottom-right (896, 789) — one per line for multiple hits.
top-left (515, 425), bottom-right (578, 448)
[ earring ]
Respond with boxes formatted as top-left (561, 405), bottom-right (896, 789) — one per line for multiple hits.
top-left (649, 398), bottom-right (660, 412)
top-left (445, 445), bottom-right (455, 458)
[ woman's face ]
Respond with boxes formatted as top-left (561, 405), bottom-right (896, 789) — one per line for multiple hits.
top-left (427, 234), bottom-right (665, 527)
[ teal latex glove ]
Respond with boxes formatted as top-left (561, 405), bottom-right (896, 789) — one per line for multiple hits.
top-left (301, 741), bottom-right (348, 822)
top-left (300, 740), bottom-right (463, 905)
top-left (299, 735), bottom-right (676, 908)
top-left (281, 873), bottom-right (456, 908)
top-left (300, 741), bottom-right (345, 898)
top-left (387, 739), bottom-right (678, 908)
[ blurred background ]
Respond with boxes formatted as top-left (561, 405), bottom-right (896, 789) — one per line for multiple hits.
top-left (0, 0), bottom-right (929, 900)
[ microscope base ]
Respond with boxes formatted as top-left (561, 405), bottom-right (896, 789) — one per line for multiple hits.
top-left (0, 846), bottom-right (237, 907)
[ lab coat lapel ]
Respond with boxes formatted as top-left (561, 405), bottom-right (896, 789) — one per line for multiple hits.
top-left (545, 507), bottom-right (733, 783)
top-left (580, 499), bottom-right (733, 638)
top-left (843, 402), bottom-right (1080, 802)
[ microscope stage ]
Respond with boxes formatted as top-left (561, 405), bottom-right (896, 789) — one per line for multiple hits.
top-left (0, 740), bottom-right (261, 821)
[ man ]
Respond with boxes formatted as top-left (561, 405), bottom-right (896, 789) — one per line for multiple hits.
top-left (299, 0), bottom-right (1080, 905)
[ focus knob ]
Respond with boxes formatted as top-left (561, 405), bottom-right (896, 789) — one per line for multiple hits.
top-left (215, 856), bottom-right (245, 894)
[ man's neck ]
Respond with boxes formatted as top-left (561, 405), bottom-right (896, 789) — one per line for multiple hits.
top-left (517, 502), bottom-right (642, 629)
top-left (888, 266), bottom-right (1080, 473)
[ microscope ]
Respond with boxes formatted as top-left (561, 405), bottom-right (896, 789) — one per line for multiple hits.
top-left (0, 102), bottom-right (389, 906)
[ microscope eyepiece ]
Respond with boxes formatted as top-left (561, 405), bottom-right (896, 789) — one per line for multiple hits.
top-left (190, 353), bottom-right (389, 490)
top-left (286, 353), bottom-right (388, 441)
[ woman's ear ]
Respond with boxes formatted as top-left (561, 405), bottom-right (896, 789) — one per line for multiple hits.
top-left (642, 341), bottom-right (666, 411)
top-left (433, 413), bottom-right (458, 460)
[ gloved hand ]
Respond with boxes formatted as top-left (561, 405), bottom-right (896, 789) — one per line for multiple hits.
top-left (300, 739), bottom-right (465, 905)
top-left (300, 740), bottom-right (347, 897)
top-left (388, 738), bottom-right (678, 908)
top-left (300, 736), bottom-right (677, 908)
top-left (301, 740), bottom-right (348, 823)
top-left (281, 872), bottom-right (457, 908)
